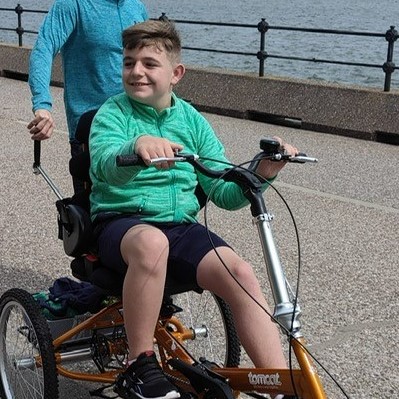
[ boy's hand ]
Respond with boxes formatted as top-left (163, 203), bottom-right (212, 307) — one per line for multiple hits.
top-left (134, 136), bottom-right (184, 169)
top-left (27, 109), bottom-right (55, 140)
top-left (257, 136), bottom-right (298, 179)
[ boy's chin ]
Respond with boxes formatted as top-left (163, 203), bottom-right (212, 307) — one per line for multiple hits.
top-left (128, 94), bottom-right (152, 107)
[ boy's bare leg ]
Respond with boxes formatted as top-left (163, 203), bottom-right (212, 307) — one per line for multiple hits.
top-left (120, 224), bottom-right (169, 360)
top-left (196, 246), bottom-right (287, 368)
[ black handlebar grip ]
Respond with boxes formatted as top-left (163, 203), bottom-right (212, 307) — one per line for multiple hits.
top-left (116, 154), bottom-right (146, 167)
top-left (34, 140), bottom-right (41, 167)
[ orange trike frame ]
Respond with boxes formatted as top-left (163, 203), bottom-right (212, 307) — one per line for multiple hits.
top-left (49, 300), bottom-right (327, 399)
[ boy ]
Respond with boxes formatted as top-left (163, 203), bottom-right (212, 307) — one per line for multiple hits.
top-left (89, 20), bottom-right (298, 399)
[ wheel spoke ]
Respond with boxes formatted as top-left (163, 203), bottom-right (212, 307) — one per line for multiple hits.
top-left (169, 291), bottom-right (240, 367)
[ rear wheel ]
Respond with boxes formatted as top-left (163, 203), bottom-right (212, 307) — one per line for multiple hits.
top-left (0, 288), bottom-right (59, 399)
top-left (170, 291), bottom-right (241, 367)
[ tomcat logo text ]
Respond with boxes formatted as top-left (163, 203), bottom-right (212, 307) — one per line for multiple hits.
top-left (248, 372), bottom-right (282, 386)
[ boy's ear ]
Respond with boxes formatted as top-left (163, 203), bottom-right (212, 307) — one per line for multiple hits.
top-left (171, 63), bottom-right (185, 85)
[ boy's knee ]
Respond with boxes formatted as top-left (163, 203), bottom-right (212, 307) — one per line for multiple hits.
top-left (229, 260), bottom-right (256, 284)
top-left (136, 227), bottom-right (168, 250)
top-left (199, 251), bottom-right (256, 286)
top-left (121, 226), bottom-right (169, 265)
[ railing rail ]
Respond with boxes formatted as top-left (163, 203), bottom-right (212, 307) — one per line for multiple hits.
top-left (0, 5), bottom-right (46, 46)
top-left (0, 5), bottom-right (397, 91)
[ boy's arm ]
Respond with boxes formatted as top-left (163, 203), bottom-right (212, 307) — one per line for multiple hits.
top-left (193, 114), bottom-right (296, 210)
top-left (89, 100), bottom-right (147, 186)
top-left (192, 114), bottom-right (252, 210)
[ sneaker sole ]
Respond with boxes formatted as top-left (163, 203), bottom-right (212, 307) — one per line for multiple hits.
top-left (115, 386), bottom-right (181, 399)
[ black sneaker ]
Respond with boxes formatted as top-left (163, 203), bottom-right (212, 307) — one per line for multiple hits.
top-left (114, 351), bottom-right (181, 399)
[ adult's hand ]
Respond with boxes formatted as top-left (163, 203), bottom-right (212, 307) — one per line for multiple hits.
top-left (27, 109), bottom-right (55, 140)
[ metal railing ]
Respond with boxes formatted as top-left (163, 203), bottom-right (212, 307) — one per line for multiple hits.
top-left (0, 4), bottom-right (46, 46)
top-left (0, 5), bottom-right (398, 91)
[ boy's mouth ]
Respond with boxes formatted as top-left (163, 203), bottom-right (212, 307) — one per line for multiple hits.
top-left (131, 82), bottom-right (150, 86)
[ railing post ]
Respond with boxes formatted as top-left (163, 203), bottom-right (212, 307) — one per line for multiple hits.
top-left (159, 13), bottom-right (169, 22)
top-left (15, 3), bottom-right (24, 47)
top-left (257, 18), bottom-right (269, 77)
top-left (383, 25), bottom-right (398, 92)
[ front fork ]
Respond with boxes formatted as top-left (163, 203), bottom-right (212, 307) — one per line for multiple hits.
top-left (253, 212), bottom-right (302, 338)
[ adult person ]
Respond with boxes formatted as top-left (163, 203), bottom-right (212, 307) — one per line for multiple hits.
top-left (27, 0), bottom-right (148, 192)
top-left (89, 20), bottom-right (297, 399)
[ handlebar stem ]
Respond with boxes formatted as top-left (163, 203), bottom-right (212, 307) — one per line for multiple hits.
top-left (253, 212), bottom-right (302, 337)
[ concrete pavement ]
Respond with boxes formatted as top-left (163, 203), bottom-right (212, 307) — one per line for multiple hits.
top-left (0, 76), bottom-right (398, 398)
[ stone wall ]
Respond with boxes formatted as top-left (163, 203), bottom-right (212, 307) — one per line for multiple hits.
top-left (1, 43), bottom-right (398, 144)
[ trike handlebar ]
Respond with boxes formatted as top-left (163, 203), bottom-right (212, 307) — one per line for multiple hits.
top-left (116, 138), bottom-right (317, 189)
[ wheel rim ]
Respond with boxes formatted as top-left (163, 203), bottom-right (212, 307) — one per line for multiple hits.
top-left (170, 291), bottom-right (239, 367)
top-left (0, 300), bottom-right (45, 398)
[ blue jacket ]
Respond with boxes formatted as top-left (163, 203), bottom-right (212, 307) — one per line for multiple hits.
top-left (29, 0), bottom-right (148, 141)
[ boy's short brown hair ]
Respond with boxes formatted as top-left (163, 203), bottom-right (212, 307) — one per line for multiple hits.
top-left (122, 20), bottom-right (181, 62)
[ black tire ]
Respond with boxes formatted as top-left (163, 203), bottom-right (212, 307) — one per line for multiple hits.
top-left (0, 288), bottom-right (59, 399)
top-left (169, 291), bottom-right (241, 367)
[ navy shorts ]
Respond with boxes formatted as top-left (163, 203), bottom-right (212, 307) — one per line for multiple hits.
top-left (96, 215), bottom-right (230, 287)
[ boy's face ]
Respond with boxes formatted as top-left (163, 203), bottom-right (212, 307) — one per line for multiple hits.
top-left (122, 44), bottom-right (184, 111)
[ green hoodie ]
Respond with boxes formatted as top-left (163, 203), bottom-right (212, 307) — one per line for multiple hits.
top-left (89, 93), bottom-right (262, 223)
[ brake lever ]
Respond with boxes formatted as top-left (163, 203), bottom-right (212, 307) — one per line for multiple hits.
top-left (148, 154), bottom-right (199, 164)
top-left (272, 153), bottom-right (318, 163)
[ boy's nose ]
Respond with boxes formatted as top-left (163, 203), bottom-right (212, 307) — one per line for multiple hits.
top-left (131, 62), bottom-right (144, 76)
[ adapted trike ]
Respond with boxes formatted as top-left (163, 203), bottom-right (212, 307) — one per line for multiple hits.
top-left (0, 122), bottom-right (337, 399)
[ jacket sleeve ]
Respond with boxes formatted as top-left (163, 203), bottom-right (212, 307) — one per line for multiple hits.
top-left (28, 0), bottom-right (77, 112)
top-left (89, 98), bottom-right (146, 186)
top-left (193, 112), bottom-right (272, 211)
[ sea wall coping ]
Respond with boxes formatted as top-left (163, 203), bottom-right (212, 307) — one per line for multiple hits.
top-left (1, 43), bottom-right (398, 144)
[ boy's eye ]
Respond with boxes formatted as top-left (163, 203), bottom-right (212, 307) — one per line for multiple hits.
top-left (123, 61), bottom-right (158, 69)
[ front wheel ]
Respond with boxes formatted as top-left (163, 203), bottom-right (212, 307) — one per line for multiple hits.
top-left (0, 288), bottom-right (59, 399)
top-left (170, 291), bottom-right (241, 367)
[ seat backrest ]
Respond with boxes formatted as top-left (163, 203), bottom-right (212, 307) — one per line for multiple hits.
top-left (69, 108), bottom-right (98, 204)
top-left (57, 109), bottom-right (98, 258)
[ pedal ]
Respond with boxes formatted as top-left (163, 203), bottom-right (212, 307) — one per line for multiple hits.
top-left (168, 358), bottom-right (235, 399)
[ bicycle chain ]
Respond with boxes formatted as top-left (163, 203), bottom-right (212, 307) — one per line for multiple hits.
top-left (166, 371), bottom-right (192, 387)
